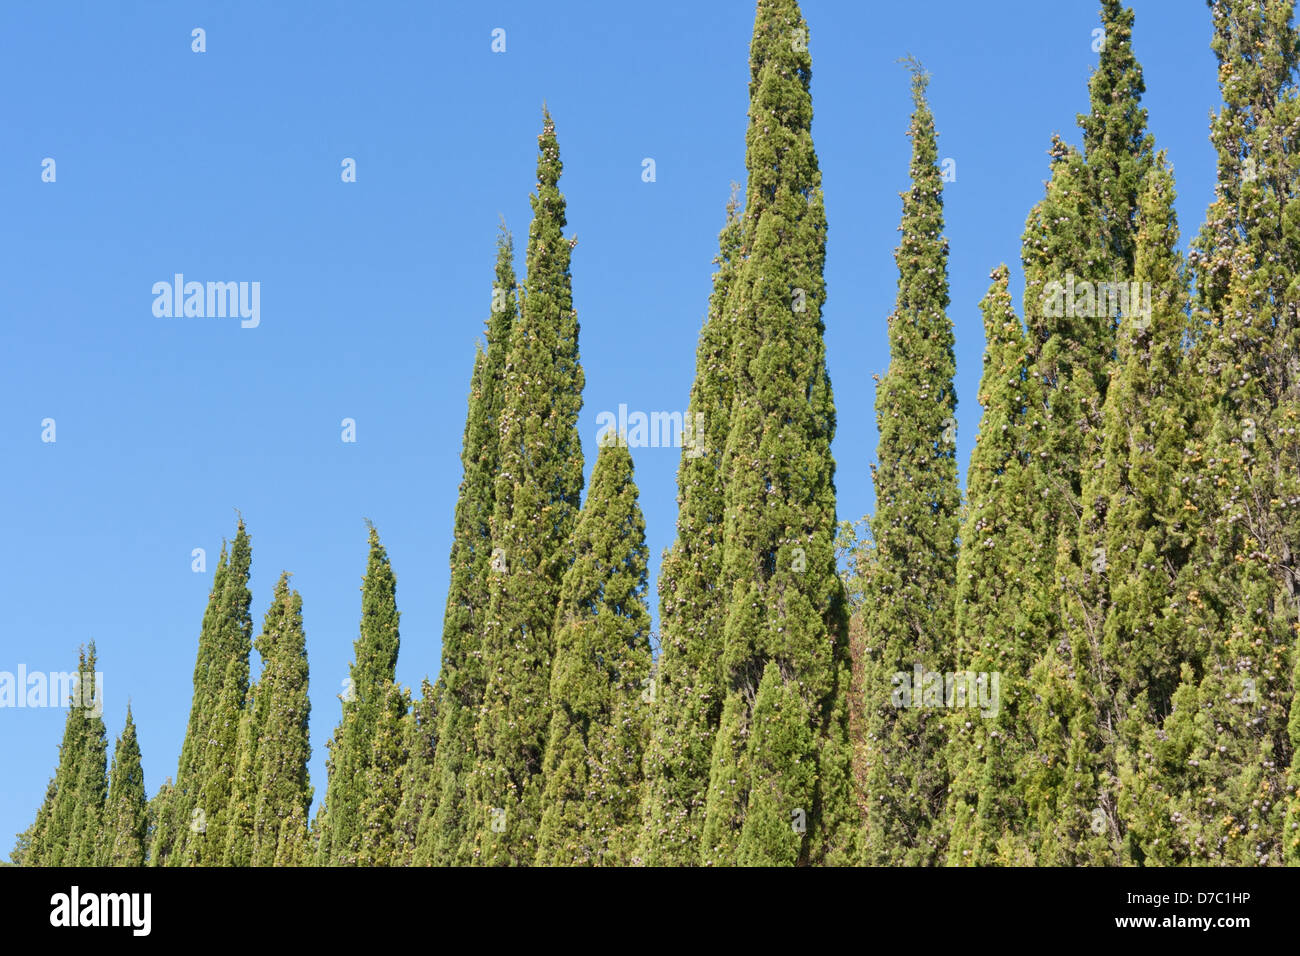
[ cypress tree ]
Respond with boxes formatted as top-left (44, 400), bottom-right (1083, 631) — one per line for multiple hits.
top-left (944, 268), bottom-right (1041, 865)
top-left (26, 646), bottom-right (104, 867)
top-left (154, 519), bottom-right (253, 866)
top-left (536, 440), bottom-right (653, 866)
top-left (185, 525), bottom-right (253, 867)
top-left (356, 683), bottom-right (411, 866)
top-left (420, 228), bottom-right (517, 866)
top-left (467, 109), bottom-right (586, 865)
top-left (1044, 157), bottom-right (1192, 865)
top-left (1136, 0), bottom-right (1300, 865)
top-left (947, 2), bottom-right (1156, 863)
top-left (858, 60), bottom-right (961, 866)
top-left (58, 647), bottom-right (108, 867)
top-left (320, 523), bottom-right (402, 865)
top-left (223, 665), bottom-right (266, 867)
top-left (638, 192), bottom-right (741, 866)
top-left (99, 706), bottom-right (148, 867)
top-left (1018, 0), bottom-right (1159, 864)
top-left (395, 679), bottom-right (437, 866)
top-left (248, 573), bottom-right (313, 867)
top-left (39, 649), bottom-right (89, 867)
top-left (699, 0), bottom-right (856, 866)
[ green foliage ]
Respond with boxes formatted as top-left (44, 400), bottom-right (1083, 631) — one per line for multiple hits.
top-left (700, 0), bottom-right (855, 867)
top-left (155, 519), bottom-right (253, 867)
top-left (536, 441), bottom-right (653, 866)
top-left (18, 647), bottom-right (109, 867)
top-left (1139, 0), bottom-right (1300, 865)
top-left (100, 706), bottom-right (148, 867)
top-left (945, 268), bottom-right (1040, 865)
top-left (638, 193), bottom-right (741, 865)
top-left (858, 62), bottom-right (961, 866)
top-left (395, 680), bottom-right (437, 866)
top-left (247, 575), bottom-right (313, 866)
top-left (467, 109), bottom-right (586, 866)
top-left (320, 524), bottom-right (402, 865)
top-left (422, 228), bottom-right (517, 866)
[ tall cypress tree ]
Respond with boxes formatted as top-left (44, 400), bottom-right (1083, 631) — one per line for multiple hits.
top-left (99, 706), bottom-right (148, 867)
top-left (420, 228), bottom-right (517, 866)
top-left (536, 440), bottom-right (653, 866)
top-left (1020, 0), bottom-right (1159, 864)
top-left (699, 0), bottom-right (856, 866)
top-left (1042, 157), bottom-right (1192, 865)
top-left (638, 192), bottom-right (741, 866)
top-left (320, 523), bottom-right (402, 865)
top-left (1139, 0), bottom-right (1300, 865)
top-left (248, 573), bottom-right (313, 867)
top-left (947, 1), bottom-right (1156, 863)
top-left (467, 109), bottom-right (586, 865)
top-left (858, 61), bottom-right (961, 866)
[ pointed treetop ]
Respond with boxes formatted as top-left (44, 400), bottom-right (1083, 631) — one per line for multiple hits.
top-left (536, 108), bottom-right (562, 192)
top-left (899, 54), bottom-right (931, 99)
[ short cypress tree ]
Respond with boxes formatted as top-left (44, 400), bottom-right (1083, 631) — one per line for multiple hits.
top-left (320, 524), bottom-right (402, 865)
top-left (536, 440), bottom-right (653, 866)
top-left (27, 646), bottom-right (105, 867)
top-left (60, 647), bottom-right (108, 867)
top-left (420, 227), bottom-right (517, 866)
top-left (145, 780), bottom-right (178, 866)
top-left (395, 679), bottom-right (437, 866)
top-left (944, 268), bottom-right (1040, 865)
top-left (99, 706), bottom-right (148, 867)
top-left (858, 60), bottom-right (961, 866)
top-left (638, 192), bottom-right (741, 866)
top-left (223, 657), bottom-right (268, 866)
top-left (736, 661), bottom-right (815, 865)
top-left (467, 109), bottom-right (586, 865)
top-left (699, 0), bottom-right (856, 866)
top-left (249, 574), bottom-right (313, 867)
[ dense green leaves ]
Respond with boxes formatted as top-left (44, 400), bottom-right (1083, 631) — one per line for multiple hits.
top-left (536, 441), bottom-right (653, 866)
top-left (859, 62), bottom-right (961, 866)
top-left (319, 525), bottom-right (404, 866)
top-left (466, 109), bottom-right (586, 866)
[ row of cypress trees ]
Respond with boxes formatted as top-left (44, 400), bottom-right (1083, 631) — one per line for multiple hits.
top-left (14, 0), bottom-right (1300, 866)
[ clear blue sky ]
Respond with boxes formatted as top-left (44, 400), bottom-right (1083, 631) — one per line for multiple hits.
top-left (0, 0), bottom-right (1219, 849)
